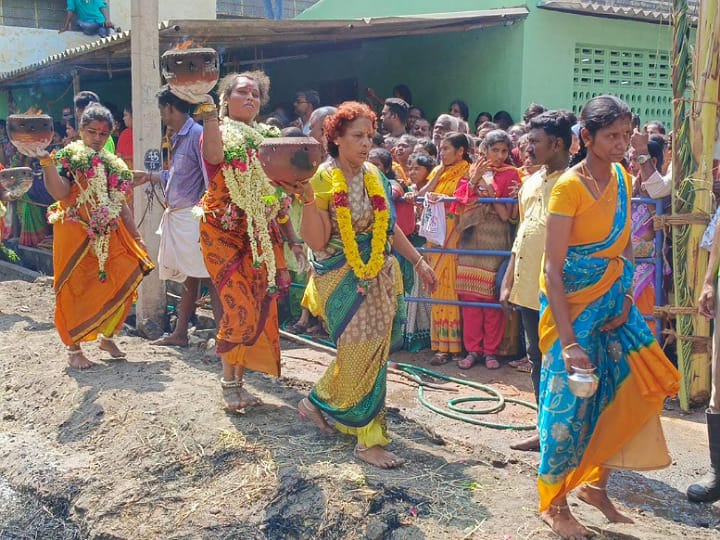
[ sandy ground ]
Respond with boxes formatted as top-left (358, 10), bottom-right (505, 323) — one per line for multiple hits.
top-left (0, 278), bottom-right (719, 539)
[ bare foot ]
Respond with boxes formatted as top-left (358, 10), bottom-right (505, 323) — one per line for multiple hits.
top-left (298, 398), bottom-right (335, 434)
top-left (150, 333), bottom-right (188, 347)
top-left (354, 444), bottom-right (405, 469)
top-left (541, 505), bottom-right (592, 539)
top-left (577, 484), bottom-right (634, 523)
top-left (99, 337), bottom-right (127, 359)
top-left (67, 349), bottom-right (95, 370)
top-left (510, 433), bottom-right (540, 451)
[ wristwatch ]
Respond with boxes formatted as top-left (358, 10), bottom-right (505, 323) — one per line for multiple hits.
top-left (636, 154), bottom-right (651, 165)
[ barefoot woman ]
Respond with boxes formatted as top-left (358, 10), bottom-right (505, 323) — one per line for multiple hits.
top-left (539, 95), bottom-right (680, 538)
top-left (296, 102), bottom-right (437, 468)
top-left (196, 71), bottom-right (298, 411)
top-left (39, 105), bottom-right (154, 368)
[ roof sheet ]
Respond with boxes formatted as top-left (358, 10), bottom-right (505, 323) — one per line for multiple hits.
top-left (0, 8), bottom-right (528, 86)
top-left (538, 0), bottom-right (699, 24)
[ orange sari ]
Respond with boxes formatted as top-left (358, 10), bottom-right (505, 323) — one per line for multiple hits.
top-left (199, 165), bottom-right (286, 376)
top-left (426, 160), bottom-right (470, 354)
top-left (53, 171), bottom-right (153, 346)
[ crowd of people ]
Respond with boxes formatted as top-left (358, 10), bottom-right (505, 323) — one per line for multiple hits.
top-left (3, 70), bottom-right (720, 538)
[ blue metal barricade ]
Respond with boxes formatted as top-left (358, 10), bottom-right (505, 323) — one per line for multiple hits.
top-left (404, 195), bottom-right (666, 343)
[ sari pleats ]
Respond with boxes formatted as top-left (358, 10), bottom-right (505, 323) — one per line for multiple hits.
top-left (537, 164), bottom-right (680, 511)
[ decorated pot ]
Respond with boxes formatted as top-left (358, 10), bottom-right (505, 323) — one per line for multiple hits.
top-left (0, 167), bottom-right (33, 199)
top-left (160, 47), bottom-right (219, 96)
top-left (258, 137), bottom-right (323, 188)
top-left (6, 114), bottom-right (54, 156)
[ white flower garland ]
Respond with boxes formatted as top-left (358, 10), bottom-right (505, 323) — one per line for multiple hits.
top-left (220, 118), bottom-right (281, 290)
top-left (49, 141), bottom-right (131, 281)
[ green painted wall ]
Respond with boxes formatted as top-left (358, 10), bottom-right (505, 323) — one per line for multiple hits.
top-left (2, 77), bottom-right (132, 124)
top-left (519, 8), bottom-right (673, 115)
top-left (297, 0), bottom-right (518, 19)
top-left (265, 22), bottom-right (524, 122)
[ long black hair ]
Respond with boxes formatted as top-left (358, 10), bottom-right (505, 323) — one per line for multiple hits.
top-left (570, 95), bottom-right (631, 166)
top-left (443, 132), bottom-right (472, 163)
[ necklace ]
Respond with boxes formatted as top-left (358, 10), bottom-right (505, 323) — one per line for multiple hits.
top-left (582, 160), bottom-right (610, 200)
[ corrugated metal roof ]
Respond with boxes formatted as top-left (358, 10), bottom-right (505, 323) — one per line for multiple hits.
top-left (538, 0), bottom-right (698, 24)
top-left (0, 8), bottom-right (528, 86)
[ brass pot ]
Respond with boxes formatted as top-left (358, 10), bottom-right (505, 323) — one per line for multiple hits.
top-left (6, 114), bottom-right (54, 156)
top-left (160, 47), bottom-right (219, 96)
top-left (257, 137), bottom-right (323, 188)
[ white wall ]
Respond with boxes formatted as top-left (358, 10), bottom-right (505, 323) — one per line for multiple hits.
top-left (111, 0), bottom-right (217, 31)
top-left (0, 0), bottom-right (217, 73)
top-left (0, 27), bottom-right (96, 73)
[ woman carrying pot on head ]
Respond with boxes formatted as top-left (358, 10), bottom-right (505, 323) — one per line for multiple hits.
top-left (291, 101), bottom-right (437, 469)
top-left (538, 95), bottom-right (680, 539)
top-left (37, 104), bottom-right (154, 368)
top-left (190, 71), bottom-right (303, 413)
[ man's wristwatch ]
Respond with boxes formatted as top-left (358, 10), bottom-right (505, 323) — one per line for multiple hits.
top-left (636, 154), bottom-right (651, 165)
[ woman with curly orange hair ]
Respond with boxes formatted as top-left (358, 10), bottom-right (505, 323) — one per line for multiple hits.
top-left (293, 101), bottom-right (437, 469)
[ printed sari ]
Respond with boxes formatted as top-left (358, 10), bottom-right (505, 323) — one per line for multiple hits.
top-left (303, 163), bottom-right (405, 448)
top-left (630, 199), bottom-right (660, 332)
top-left (426, 160), bottom-right (469, 354)
top-left (199, 157), bottom-right (286, 377)
top-left (537, 164), bottom-right (680, 511)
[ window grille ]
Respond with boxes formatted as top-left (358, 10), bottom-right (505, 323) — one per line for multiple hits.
top-left (216, 0), bottom-right (319, 19)
top-left (0, 0), bottom-right (67, 30)
top-left (572, 44), bottom-right (673, 127)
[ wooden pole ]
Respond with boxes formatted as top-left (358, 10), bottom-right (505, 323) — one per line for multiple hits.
top-left (131, 0), bottom-right (165, 336)
top-left (671, 0), bottom-right (716, 409)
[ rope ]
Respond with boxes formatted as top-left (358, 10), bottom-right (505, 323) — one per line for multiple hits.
top-left (654, 213), bottom-right (711, 229)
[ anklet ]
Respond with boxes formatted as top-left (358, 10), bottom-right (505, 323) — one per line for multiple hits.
top-left (67, 348), bottom-right (83, 356)
top-left (584, 483), bottom-right (606, 491)
top-left (550, 504), bottom-right (569, 511)
top-left (220, 377), bottom-right (242, 388)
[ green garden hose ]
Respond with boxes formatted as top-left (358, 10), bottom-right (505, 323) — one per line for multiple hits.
top-left (390, 362), bottom-right (538, 431)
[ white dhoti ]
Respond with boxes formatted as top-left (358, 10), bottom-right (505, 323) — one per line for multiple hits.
top-left (156, 206), bottom-right (209, 282)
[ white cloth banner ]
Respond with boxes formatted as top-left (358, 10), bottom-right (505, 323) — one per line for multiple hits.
top-left (156, 206), bottom-right (209, 281)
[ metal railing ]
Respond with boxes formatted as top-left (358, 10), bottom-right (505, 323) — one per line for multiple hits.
top-left (403, 196), bottom-right (666, 343)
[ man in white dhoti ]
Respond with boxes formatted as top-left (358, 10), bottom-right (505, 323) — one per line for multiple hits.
top-left (138, 87), bottom-right (221, 346)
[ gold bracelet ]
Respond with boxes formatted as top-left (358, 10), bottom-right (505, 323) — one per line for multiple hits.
top-left (303, 197), bottom-right (315, 206)
top-left (276, 214), bottom-right (290, 224)
top-left (39, 155), bottom-right (56, 168)
top-left (195, 102), bottom-right (217, 115)
top-left (414, 255), bottom-right (425, 269)
top-left (561, 342), bottom-right (581, 356)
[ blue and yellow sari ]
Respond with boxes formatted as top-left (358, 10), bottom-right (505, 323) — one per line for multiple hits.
top-left (537, 164), bottom-right (680, 511)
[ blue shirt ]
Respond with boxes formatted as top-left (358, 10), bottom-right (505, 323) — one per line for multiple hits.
top-left (67, 0), bottom-right (106, 24)
top-left (162, 117), bottom-right (207, 209)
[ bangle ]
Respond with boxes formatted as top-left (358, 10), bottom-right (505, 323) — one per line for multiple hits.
top-left (288, 239), bottom-right (304, 246)
top-left (195, 103), bottom-right (216, 115)
top-left (39, 155), bottom-right (56, 168)
top-left (414, 255), bottom-right (425, 269)
top-left (624, 293), bottom-right (635, 305)
top-left (561, 342), bottom-right (581, 356)
top-left (276, 214), bottom-right (290, 224)
top-left (303, 197), bottom-right (315, 206)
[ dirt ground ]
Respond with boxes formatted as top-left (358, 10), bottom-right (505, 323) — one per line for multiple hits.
top-left (0, 278), bottom-right (719, 539)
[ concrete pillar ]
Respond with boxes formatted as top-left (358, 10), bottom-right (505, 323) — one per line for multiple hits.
top-left (131, 0), bottom-right (165, 335)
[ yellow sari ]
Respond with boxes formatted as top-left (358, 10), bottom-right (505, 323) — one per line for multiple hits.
top-left (426, 160), bottom-right (469, 354)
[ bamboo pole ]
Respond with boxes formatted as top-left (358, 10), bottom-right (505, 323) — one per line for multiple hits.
top-left (671, 0), bottom-right (717, 409)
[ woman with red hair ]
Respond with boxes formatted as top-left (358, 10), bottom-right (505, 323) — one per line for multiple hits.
top-left (294, 101), bottom-right (437, 469)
